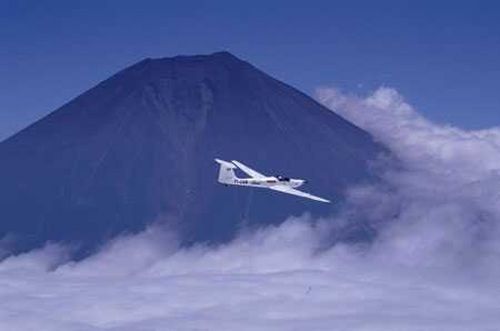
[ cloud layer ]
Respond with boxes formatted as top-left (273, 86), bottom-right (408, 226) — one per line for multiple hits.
top-left (1, 87), bottom-right (500, 330)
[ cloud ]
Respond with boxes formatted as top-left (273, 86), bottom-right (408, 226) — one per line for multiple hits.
top-left (0, 218), bottom-right (499, 331)
top-left (317, 87), bottom-right (500, 178)
top-left (317, 87), bottom-right (500, 272)
top-left (1, 87), bottom-right (500, 330)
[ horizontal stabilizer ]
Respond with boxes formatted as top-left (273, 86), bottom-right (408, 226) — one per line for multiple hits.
top-left (215, 158), bottom-right (237, 168)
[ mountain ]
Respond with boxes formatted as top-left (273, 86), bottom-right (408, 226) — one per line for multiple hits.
top-left (0, 52), bottom-right (383, 256)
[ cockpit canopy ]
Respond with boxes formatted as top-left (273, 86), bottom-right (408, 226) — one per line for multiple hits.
top-left (276, 175), bottom-right (291, 182)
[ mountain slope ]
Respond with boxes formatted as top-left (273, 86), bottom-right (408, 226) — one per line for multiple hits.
top-left (0, 52), bottom-right (383, 255)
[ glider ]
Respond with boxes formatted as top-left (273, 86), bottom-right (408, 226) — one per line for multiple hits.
top-left (215, 159), bottom-right (330, 203)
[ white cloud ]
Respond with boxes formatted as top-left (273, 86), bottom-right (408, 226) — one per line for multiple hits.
top-left (1, 218), bottom-right (499, 331)
top-left (317, 87), bottom-right (500, 179)
top-left (1, 87), bottom-right (500, 330)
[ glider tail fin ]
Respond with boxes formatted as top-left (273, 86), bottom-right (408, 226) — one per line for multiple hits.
top-left (215, 159), bottom-right (237, 184)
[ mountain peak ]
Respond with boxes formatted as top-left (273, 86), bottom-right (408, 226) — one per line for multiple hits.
top-left (134, 51), bottom-right (242, 68)
top-left (111, 51), bottom-right (253, 90)
top-left (160, 50), bottom-right (239, 61)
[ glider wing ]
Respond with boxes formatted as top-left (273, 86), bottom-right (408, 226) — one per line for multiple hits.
top-left (269, 185), bottom-right (330, 203)
top-left (231, 160), bottom-right (267, 179)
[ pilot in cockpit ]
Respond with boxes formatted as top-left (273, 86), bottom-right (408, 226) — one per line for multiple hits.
top-left (276, 175), bottom-right (291, 182)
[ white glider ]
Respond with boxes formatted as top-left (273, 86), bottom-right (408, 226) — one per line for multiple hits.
top-left (215, 159), bottom-right (330, 203)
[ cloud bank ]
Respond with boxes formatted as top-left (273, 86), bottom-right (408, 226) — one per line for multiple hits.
top-left (317, 87), bottom-right (500, 272)
top-left (1, 87), bottom-right (500, 330)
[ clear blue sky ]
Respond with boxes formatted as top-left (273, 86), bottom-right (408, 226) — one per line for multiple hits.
top-left (1, 0), bottom-right (499, 140)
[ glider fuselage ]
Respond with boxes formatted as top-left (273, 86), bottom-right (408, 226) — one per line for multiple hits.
top-left (232, 176), bottom-right (305, 189)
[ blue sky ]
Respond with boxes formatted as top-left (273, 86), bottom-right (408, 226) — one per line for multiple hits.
top-left (1, 0), bottom-right (499, 140)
